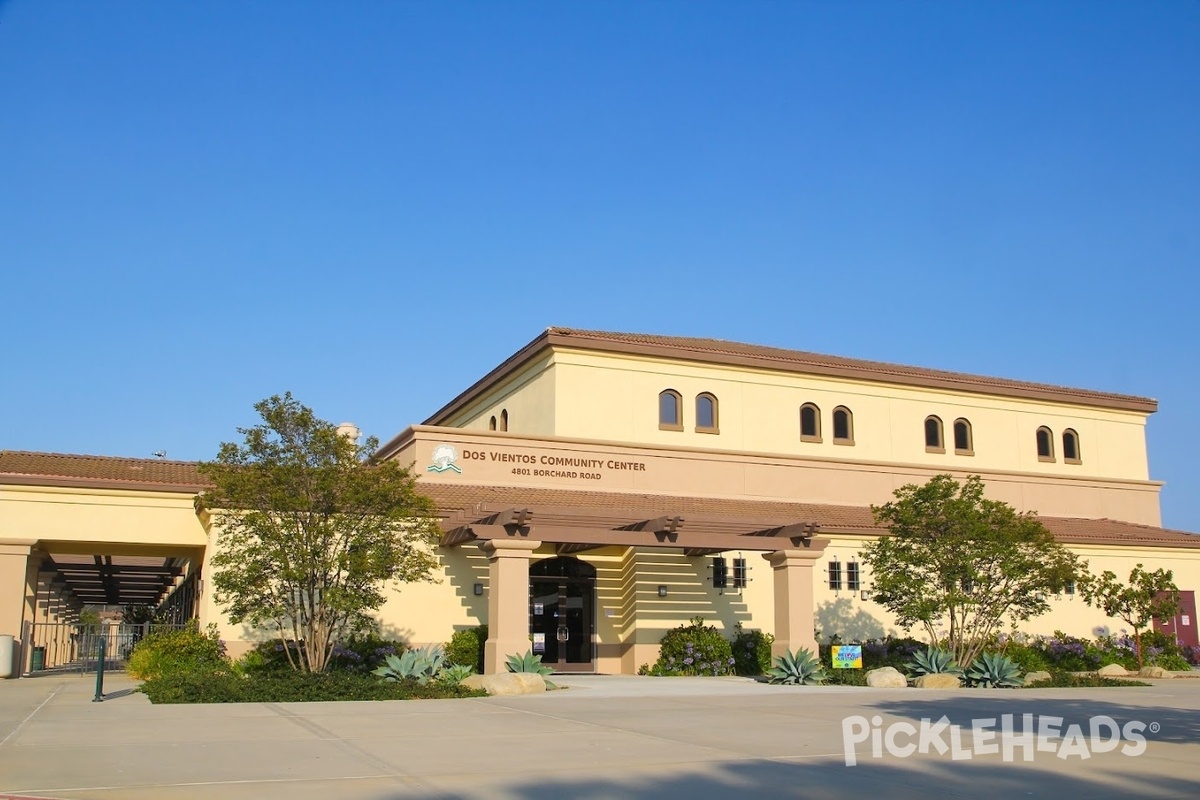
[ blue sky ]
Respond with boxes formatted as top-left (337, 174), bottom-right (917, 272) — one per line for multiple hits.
top-left (2, 2), bottom-right (1197, 530)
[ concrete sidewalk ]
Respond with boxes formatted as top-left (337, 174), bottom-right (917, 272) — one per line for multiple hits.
top-left (2, 672), bottom-right (1199, 799)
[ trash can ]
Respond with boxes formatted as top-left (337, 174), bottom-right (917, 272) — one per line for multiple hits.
top-left (0, 634), bottom-right (13, 678)
top-left (31, 645), bottom-right (45, 672)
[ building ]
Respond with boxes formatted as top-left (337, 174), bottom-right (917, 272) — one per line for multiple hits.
top-left (3, 328), bottom-right (1198, 676)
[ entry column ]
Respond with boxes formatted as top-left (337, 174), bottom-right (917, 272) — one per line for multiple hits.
top-left (0, 541), bottom-right (38, 678)
top-left (763, 538), bottom-right (829, 661)
top-left (479, 539), bottom-right (541, 674)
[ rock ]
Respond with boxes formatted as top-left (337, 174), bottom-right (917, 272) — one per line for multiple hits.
top-left (1024, 671), bottom-right (1052, 685)
top-left (1097, 664), bottom-right (1129, 678)
top-left (913, 673), bottom-right (961, 689)
top-left (461, 673), bottom-right (547, 696)
top-left (865, 667), bottom-right (908, 688)
top-left (1138, 666), bottom-right (1168, 678)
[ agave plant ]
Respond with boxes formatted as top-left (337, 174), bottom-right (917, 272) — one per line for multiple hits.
top-left (964, 652), bottom-right (1025, 688)
top-left (766, 648), bottom-right (828, 685)
top-left (505, 650), bottom-right (554, 677)
top-left (372, 644), bottom-right (446, 685)
top-left (436, 663), bottom-right (475, 685)
top-left (905, 646), bottom-right (962, 678)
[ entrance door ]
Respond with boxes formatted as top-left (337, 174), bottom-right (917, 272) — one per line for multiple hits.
top-left (529, 557), bottom-right (595, 673)
top-left (1155, 590), bottom-right (1199, 649)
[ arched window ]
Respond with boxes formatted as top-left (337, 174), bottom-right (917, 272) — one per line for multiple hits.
top-left (695, 393), bottom-right (719, 433)
top-left (1063, 429), bottom-right (1081, 464)
top-left (953, 418), bottom-right (973, 455)
top-left (488, 416), bottom-right (497, 431)
top-left (659, 390), bottom-right (683, 431)
top-left (499, 409), bottom-right (508, 432)
top-left (800, 403), bottom-right (821, 442)
top-left (1036, 426), bottom-right (1054, 461)
top-left (832, 406), bottom-right (854, 445)
top-left (925, 416), bottom-right (944, 452)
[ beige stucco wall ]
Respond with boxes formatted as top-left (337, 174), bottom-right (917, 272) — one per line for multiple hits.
top-left (548, 349), bottom-right (1152, 484)
top-left (440, 355), bottom-right (557, 436)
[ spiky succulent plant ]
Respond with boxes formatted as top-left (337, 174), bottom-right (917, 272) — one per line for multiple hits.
top-left (372, 644), bottom-right (447, 685)
top-left (964, 652), bottom-right (1025, 688)
top-left (905, 646), bottom-right (962, 678)
top-left (766, 648), bottom-right (829, 685)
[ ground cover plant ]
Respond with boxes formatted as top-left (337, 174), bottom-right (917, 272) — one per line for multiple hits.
top-left (140, 668), bottom-right (485, 703)
top-left (1023, 671), bottom-right (1150, 689)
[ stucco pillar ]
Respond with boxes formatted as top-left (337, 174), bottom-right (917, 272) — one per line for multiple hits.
top-left (764, 538), bottom-right (829, 660)
top-left (479, 539), bottom-right (541, 674)
top-left (0, 542), bottom-right (37, 678)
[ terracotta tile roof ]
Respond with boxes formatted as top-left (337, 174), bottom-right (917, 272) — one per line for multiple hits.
top-left (0, 450), bottom-right (207, 490)
top-left (5, 450), bottom-right (1196, 549)
top-left (544, 328), bottom-right (1157, 412)
top-left (419, 483), bottom-right (1200, 549)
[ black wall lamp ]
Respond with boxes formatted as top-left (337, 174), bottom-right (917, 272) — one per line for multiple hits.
top-left (657, 585), bottom-right (669, 597)
top-left (473, 583), bottom-right (484, 596)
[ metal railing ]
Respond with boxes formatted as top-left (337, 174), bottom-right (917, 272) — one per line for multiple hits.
top-left (25, 622), bottom-right (190, 675)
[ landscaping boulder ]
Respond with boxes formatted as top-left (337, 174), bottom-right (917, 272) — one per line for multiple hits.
top-left (462, 673), bottom-right (546, 696)
top-left (1097, 664), bottom-right (1129, 678)
top-left (913, 673), bottom-right (961, 689)
top-left (1024, 671), bottom-right (1052, 685)
top-left (1138, 666), bottom-right (1168, 678)
top-left (865, 667), bottom-right (907, 688)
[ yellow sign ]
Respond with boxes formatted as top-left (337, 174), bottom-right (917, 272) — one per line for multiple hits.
top-left (832, 645), bottom-right (863, 669)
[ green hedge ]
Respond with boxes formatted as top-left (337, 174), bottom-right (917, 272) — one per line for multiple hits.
top-left (445, 625), bottom-right (488, 673)
top-left (126, 623), bottom-right (227, 680)
top-left (140, 669), bottom-right (486, 703)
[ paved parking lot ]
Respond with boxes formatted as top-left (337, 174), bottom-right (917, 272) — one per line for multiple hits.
top-left (2, 672), bottom-right (1199, 799)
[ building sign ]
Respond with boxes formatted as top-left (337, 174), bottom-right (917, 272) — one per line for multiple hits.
top-left (832, 645), bottom-right (863, 669)
top-left (427, 444), bottom-right (462, 474)
top-left (532, 633), bottom-right (546, 653)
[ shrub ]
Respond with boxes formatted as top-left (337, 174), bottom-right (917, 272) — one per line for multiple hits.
top-left (127, 623), bottom-right (227, 680)
top-left (731, 626), bottom-right (774, 676)
top-left (445, 625), bottom-right (488, 673)
top-left (140, 669), bottom-right (486, 703)
top-left (329, 634), bottom-right (404, 674)
top-left (644, 617), bottom-right (736, 677)
top-left (1032, 632), bottom-right (1103, 672)
top-left (1024, 670), bottom-right (1149, 688)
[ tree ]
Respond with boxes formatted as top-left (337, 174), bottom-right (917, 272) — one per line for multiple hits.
top-left (1078, 564), bottom-right (1180, 669)
top-left (198, 393), bottom-right (441, 672)
top-left (862, 474), bottom-right (1080, 667)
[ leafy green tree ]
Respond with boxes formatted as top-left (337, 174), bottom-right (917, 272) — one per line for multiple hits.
top-left (862, 474), bottom-right (1080, 666)
top-left (78, 607), bottom-right (101, 626)
top-left (1078, 564), bottom-right (1180, 669)
top-left (198, 393), bottom-right (440, 672)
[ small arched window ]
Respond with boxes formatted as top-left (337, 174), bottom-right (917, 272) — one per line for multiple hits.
top-left (953, 418), bottom-right (973, 455)
top-left (1063, 429), bottom-right (1081, 464)
top-left (925, 416), bottom-right (944, 453)
top-left (695, 393), bottom-right (719, 433)
top-left (499, 409), bottom-right (508, 432)
top-left (488, 416), bottom-right (497, 431)
top-left (800, 403), bottom-right (822, 442)
top-left (832, 406), bottom-right (854, 445)
top-left (659, 390), bottom-right (683, 431)
top-left (1036, 426), bottom-right (1054, 461)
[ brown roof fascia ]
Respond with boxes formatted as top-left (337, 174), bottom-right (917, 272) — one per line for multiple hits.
top-left (420, 329), bottom-right (1158, 421)
top-left (0, 474), bottom-right (209, 493)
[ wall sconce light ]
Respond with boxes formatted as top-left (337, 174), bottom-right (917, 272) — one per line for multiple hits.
top-left (657, 585), bottom-right (668, 598)
top-left (860, 589), bottom-right (871, 601)
top-left (473, 583), bottom-right (484, 596)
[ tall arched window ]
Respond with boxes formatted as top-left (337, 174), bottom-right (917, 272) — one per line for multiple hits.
top-left (800, 403), bottom-right (821, 442)
top-left (1063, 429), bottom-right (1081, 464)
top-left (925, 416), bottom-right (944, 452)
top-left (488, 416), bottom-right (497, 431)
top-left (953, 418), bottom-right (973, 455)
top-left (832, 406), bottom-right (854, 445)
top-left (499, 409), bottom-right (508, 432)
top-left (1036, 426), bottom-right (1054, 461)
top-left (659, 390), bottom-right (683, 431)
top-left (695, 393), bottom-right (719, 433)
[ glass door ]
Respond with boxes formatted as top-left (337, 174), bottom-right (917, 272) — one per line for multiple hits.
top-left (529, 557), bottom-right (596, 673)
